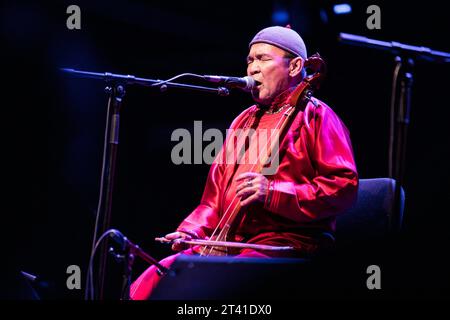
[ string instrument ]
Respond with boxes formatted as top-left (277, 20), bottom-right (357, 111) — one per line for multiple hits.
top-left (159, 53), bottom-right (326, 256)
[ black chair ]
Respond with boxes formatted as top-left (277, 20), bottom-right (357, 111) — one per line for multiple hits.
top-left (336, 177), bottom-right (405, 244)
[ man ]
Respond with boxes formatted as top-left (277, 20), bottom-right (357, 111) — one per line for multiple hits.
top-left (130, 26), bottom-right (358, 300)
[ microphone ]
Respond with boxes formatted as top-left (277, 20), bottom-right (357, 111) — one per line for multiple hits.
top-left (203, 75), bottom-right (257, 92)
top-left (108, 229), bottom-right (171, 275)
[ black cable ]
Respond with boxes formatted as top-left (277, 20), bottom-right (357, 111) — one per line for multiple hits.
top-left (85, 229), bottom-right (119, 300)
top-left (85, 93), bottom-right (113, 300)
top-left (389, 58), bottom-right (402, 178)
top-left (150, 73), bottom-right (205, 87)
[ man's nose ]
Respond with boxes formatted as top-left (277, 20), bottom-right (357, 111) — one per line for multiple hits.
top-left (247, 62), bottom-right (260, 76)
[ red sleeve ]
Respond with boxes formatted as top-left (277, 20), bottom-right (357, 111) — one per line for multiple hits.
top-left (176, 161), bottom-right (223, 239)
top-left (264, 102), bottom-right (358, 222)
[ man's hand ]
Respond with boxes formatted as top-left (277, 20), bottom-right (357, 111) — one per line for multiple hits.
top-left (235, 172), bottom-right (269, 207)
top-left (164, 231), bottom-right (194, 252)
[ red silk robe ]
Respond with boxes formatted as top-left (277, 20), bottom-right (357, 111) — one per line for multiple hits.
top-left (130, 88), bottom-right (358, 299)
top-left (176, 89), bottom-right (358, 256)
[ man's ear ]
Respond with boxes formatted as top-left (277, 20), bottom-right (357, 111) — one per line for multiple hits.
top-left (289, 57), bottom-right (304, 77)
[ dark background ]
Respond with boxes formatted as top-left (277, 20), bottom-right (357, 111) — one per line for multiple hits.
top-left (3, 0), bottom-right (449, 299)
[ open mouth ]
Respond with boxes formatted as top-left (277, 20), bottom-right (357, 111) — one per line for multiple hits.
top-left (250, 80), bottom-right (262, 94)
top-left (251, 84), bottom-right (262, 94)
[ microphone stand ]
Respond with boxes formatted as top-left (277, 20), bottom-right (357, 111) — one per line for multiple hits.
top-left (60, 68), bottom-right (229, 299)
top-left (60, 69), bottom-right (231, 95)
top-left (391, 56), bottom-right (413, 233)
top-left (338, 33), bottom-right (450, 233)
top-left (98, 84), bottom-right (124, 300)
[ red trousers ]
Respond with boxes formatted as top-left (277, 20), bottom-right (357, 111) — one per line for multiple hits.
top-left (130, 248), bottom-right (269, 300)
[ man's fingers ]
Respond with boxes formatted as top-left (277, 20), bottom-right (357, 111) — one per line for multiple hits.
top-left (165, 231), bottom-right (196, 251)
top-left (236, 186), bottom-right (256, 199)
top-left (240, 193), bottom-right (259, 207)
top-left (235, 172), bottom-right (259, 181)
top-left (164, 232), bottom-right (182, 240)
top-left (172, 243), bottom-right (185, 251)
top-left (236, 177), bottom-right (263, 193)
top-left (171, 237), bottom-right (189, 251)
top-left (236, 181), bottom-right (256, 193)
top-left (165, 231), bottom-right (191, 241)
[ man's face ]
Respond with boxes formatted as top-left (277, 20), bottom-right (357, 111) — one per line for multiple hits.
top-left (246, 43), bottom-right (291, 106)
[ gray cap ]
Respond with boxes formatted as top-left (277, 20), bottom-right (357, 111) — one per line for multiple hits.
top-left (249, 26), bottom-right (307, 60)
